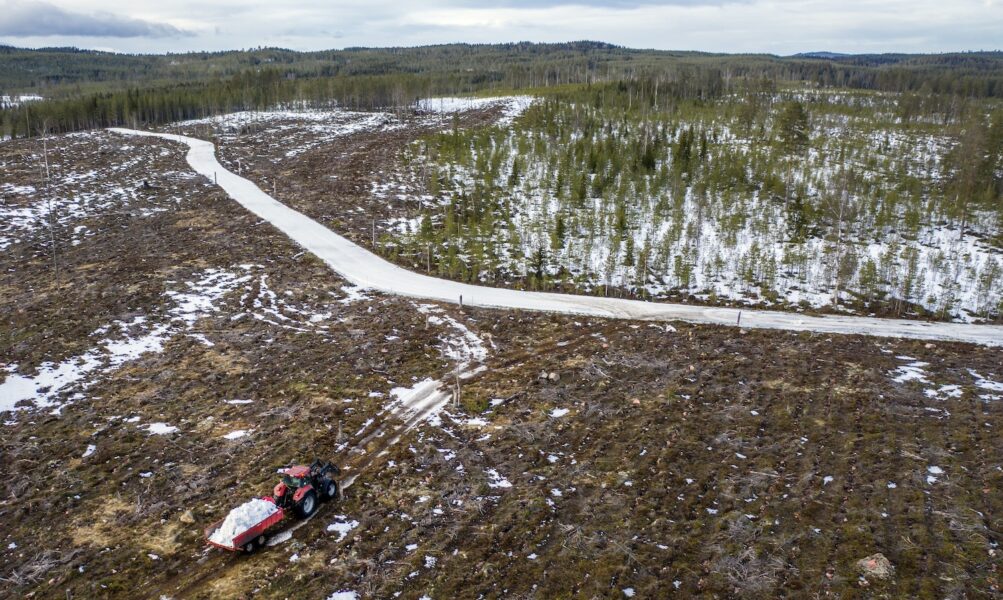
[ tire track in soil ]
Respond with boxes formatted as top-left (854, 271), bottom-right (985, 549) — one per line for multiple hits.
top-left (342, 317), bottom-right (620, 487)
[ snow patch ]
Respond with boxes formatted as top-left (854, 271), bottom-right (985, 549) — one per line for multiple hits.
top-left (145, 422), bottom-right (178, 435)
top-left (0, 268), bottom-right (250, 413)
top-left (416, 304), bottom-right (488, 368)
top-left (485, 468), bottom-right (513, 489)
top-left (889, 360), bottom-right (930, 384)
top-left (926, 465), bottom-right (944, 484)
top-left (416, 96), bottom-right (535, 126)
top-left (178, 109), bottom-right (398, 159)
top-left (388, 378), bottom-right (451, 423)
top-left (970, 370), bottom-right (1003, 392)
top-left (326, 516), bottom-right (360, 541)
top-left (338, 284), bottom-right (371, 305)
top-left (0, 94), bottom-right (43, 109)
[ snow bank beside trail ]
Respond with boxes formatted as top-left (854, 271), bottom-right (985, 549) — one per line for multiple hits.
top-left (416, 96), bottom-right (535, 125)
top-left (208, 498), bottom-right (279, 547)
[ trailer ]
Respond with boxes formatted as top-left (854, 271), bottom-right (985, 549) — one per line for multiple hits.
top-left (205, 496), bottom-right (286, 553)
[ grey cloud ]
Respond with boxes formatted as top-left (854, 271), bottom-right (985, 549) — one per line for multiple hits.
top-left (0, 0), bottom-right (193, 38)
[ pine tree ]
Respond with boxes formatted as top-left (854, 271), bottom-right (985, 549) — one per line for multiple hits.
top-left (777, 101), bottom-right (809, 153)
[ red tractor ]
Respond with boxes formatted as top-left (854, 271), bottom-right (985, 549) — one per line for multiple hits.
top-left (272, 459), bottom-right (340, 518)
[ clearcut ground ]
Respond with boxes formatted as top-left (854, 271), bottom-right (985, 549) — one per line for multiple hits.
top-left (1, 106), bottom-right (1001, 599)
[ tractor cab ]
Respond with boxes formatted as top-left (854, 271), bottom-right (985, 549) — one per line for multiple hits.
top-left (278, 465), bottom-right (310, 488)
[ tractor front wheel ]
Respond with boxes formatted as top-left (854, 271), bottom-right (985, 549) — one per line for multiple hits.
top-left (296, 490), bottom-right (317, 518)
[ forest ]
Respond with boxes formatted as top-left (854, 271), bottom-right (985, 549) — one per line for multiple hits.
top-left (382, 82), bottom-right (1003, 320)
top-left (3, 43), bottom-right (1003, 138)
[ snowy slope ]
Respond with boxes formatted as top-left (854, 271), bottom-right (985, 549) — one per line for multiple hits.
top-left (108, 128), bottom-right (1003, 347)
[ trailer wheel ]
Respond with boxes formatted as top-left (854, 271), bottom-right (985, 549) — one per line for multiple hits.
top-left (324, 480), bottom-right (338, 500)
top-left (296, 490), bottom-right (317, 518)
top-left (243, 540), bottom-right (256, 553)
top-left (255, 535), bottom-right (267, 549)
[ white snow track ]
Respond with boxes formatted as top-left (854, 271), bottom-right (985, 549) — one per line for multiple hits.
top-left (109, 128), bottom-right (1003, 347)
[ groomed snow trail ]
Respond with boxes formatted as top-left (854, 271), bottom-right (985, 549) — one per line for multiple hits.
top-left (109, 128), bottom-right (1003, 347)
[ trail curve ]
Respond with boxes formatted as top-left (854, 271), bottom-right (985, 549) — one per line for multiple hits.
top-left (109, 128), bottom-right (1003, 347)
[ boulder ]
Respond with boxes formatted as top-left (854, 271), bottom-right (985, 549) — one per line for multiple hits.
top-left (856, 553), bottom-right (894, 580)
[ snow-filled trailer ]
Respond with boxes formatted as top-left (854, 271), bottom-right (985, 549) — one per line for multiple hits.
top-left (205, 496), bottom-right (286, 553)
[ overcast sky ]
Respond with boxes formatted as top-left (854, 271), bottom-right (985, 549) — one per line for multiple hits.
top-left (0, 0), bottom-right (1001, 55)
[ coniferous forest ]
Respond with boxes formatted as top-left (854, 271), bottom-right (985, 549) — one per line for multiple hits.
top-left (382, 83), bottom-right (1003, 320)
top-left (3, 43), bottom-right (1003, 138)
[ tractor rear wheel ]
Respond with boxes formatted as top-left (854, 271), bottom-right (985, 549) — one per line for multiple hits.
top-left (296, 490), bottom-right (317, 518)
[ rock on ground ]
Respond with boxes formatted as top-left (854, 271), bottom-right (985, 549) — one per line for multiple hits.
top-left (857, 553), bottom-right (894, 580)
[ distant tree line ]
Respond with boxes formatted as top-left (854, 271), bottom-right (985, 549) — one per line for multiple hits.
top-left (3, 43), bottom-right (1003, 138)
